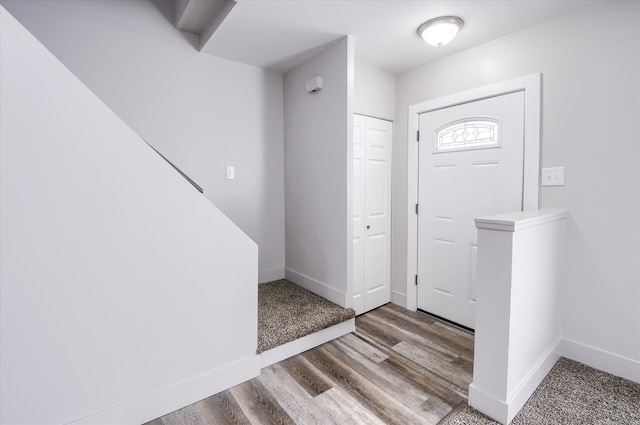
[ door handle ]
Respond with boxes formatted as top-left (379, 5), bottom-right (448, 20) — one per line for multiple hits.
top-left (366, 225), bottom-right (371, 229)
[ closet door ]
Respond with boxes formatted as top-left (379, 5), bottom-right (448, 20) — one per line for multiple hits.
top-left (353, 115), bottom-right (392, 315)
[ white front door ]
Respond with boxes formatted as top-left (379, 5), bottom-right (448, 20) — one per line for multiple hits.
top-left (417, 92), bottom-right (525, 329)
top-left (353, 114), bottom-right (392, 315)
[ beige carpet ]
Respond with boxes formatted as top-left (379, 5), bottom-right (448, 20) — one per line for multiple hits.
top-left (447, 358), bottom-right (640, 425)
top-left (257, 279), bottom-right (355, 353)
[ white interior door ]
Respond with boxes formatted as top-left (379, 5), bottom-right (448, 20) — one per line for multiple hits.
top-left (417, 92), bottom-right (525, 329)
top-left (353, 114), bottom-right (392, 315)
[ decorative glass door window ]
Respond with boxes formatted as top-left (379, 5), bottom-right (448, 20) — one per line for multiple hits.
top-left (434, 118), bottom-right (500, 152)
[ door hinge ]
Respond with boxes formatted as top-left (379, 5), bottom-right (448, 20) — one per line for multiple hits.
top-left (415, 203), bottom-right (419, 214)
top-left (416, 130), bottom-right (420, 142)
top-left (415, 275), bottom-right (418, 285)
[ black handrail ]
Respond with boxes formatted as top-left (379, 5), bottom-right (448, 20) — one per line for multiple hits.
top-left (143, 139), bottom-right (204, 193)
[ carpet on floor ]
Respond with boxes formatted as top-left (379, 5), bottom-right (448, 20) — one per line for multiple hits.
top-left (446, 357), bottom-right (640, 425)
top-left (257, 279), bottom-right (355, 353)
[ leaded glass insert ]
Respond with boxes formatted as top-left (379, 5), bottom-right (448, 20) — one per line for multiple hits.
top-left (435, 119), bottom-right (499, 152)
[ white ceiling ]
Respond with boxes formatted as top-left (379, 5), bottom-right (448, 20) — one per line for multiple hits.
top-left (197, 0), bottom-right (608, 74)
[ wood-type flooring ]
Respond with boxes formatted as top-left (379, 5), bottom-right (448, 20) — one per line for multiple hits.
top-left (146, 303), bottom-right (474, 425)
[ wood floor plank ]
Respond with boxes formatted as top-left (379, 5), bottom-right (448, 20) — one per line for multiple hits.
top-left (382, 304), bottom-right (473, 344)
top-left (379, 305), bottom-right (474, 361)
top-left (354, 314), bottom-right (403, 347)
top-left (352, 328), bottom-right (469, 402)
top-left (302, 345), bottom-right (434, 425)
top-left (361, 309), bottom-right (472, 363)
top-left (328, 337), bottom-right (460, 424)
top-left (198, 391), bottom-right (252, 425)
top-left (229, 379), bottom-right (297, 425)
top-left (356, 311), bottom-right (474, 390)
top-left (278, 355), bottom-right (333, 398)
top-left (154, 404), bottom-right (205, 425)
top-left (258, 364), bottom-right (334, 425)
top-left (394, 340), bottom-right (473, 390)
top-left (145, 305), bottom-right (475, 425)
top-left (357, 314), bottom-right (459, 366)
top-left (353, 325), bottom-right (471, 403)
top-left (315, 387), bottom-right (388, 425)
top-left (337, 332), bottom-right (389, 363)
top-left (326, 337), bottom-right (433, 409)
top-left (381, 354), bottom-right (467, 405)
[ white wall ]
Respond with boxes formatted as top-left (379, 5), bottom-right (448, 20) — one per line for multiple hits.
top-left (284, 37), bottom-right (355, 307)
top-left (354, 60), bottom-right (396, 121)
top-left (0, 7), bottom-right (258, 424)
top-left (395, 3), bottom-right (640, 379)
top-left (1, 0), bottom-right (285, 283)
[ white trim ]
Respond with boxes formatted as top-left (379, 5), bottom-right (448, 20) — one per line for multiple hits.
top-left (406, 74), bottom-right (541, 311)
top-left (259, 266), bottom-right (285, 283)
top-left (467, 384), bottom-right (508, 424)
top-left (505, 347), bottom-right (560, 423)
top-left (560, 338), bottom-right (640, 384)
top-left (469, 345), bottom-right (560, 424)
top-left (260, 319), bottom-right (356, 368)
top-left (285, 267), bottom-right (347, 307)
top-left (391, 290), bottom-right (407, 308)
top-left (353, 113), bottom-right (394, 123)
top-left (475, 209), bottom-right (568, 232)
top-left (66, 355), bottom-right (260, 425)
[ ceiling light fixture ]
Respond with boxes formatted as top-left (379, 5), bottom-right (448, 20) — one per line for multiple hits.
top-left (417, 16), bottom-right (464, 47)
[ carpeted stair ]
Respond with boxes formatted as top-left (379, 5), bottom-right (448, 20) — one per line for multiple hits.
top-left (257, 279), bottom-right (355, 353)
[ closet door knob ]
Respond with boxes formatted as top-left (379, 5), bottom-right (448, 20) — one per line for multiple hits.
top-left (366, 225), bottom-right (371, 229)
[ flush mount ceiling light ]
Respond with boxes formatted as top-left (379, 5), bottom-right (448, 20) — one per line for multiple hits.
top-left (417, 16), bottom-right (464, 47)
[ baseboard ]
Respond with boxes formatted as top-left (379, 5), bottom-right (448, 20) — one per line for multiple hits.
top-left (505, 347), bottom-right (560, 423)
top-left (259, 266), bottom-right (285, 283)
top-left (67, 355), bottom-right (261, 425)
top-left (469, 343), bottom-right (560, 424)
top-left (285, 268), bottom-right (347, 307)
top-left (560, 338), bottom-right (640, 384)
top-left (260, 319), bottom-right (355, 368)
top-left (391, 290), bottom-right (407, 309)
top-left (468, 384), bottom-right (509, 424)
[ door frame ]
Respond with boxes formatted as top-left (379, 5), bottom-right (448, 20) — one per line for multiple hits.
top-left (405, 74), bottom-right (541, 311)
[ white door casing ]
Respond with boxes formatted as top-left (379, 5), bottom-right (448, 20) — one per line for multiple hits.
top-left (417, 92), bottom-right (525, 329)
top-left (353, 114), bottom-right (393, 315)
top-left (353, 115), bottom-right (366, 313)
top-left (405, 74), bottom-right (541, 313)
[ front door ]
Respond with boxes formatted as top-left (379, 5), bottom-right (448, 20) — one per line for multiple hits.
top-left (417, 91), bottom-right (525, 329)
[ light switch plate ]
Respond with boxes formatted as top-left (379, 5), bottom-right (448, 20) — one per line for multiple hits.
top-left (225, 166), bottom-right (235, 180)
top-left (541, 166), bottom-right (564, 186)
